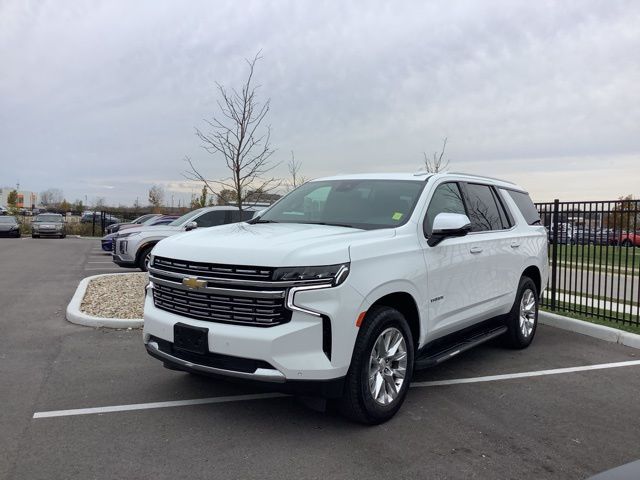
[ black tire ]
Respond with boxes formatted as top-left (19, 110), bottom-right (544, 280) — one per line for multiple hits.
top-left (621, 239), bottom-right (632, 247)
top-left (504, 276), bottom-right (539, 349)
top-left (338, 306), bottom-right (414, 425)
top-left (137, 245), bottom-right (154, 272)
top-left (31, 234), bottom-right (39, 238)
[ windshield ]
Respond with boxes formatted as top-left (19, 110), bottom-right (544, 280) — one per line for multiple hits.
top-left (257, 179), bottom-right (426, 229)
top-left (0, 217), bottom-right (17, 224)
top-left (135, 214), bottom-right (157, 224)
top-left (35, 215), bottom-right (63, 223)
top-left (168, 208), bottom-right (207, 226)
top-left (141, 215), bottom-right (163, 225)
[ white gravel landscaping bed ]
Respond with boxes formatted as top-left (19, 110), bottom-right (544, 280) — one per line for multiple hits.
top-left (80, 272), bottom-right (148, 319)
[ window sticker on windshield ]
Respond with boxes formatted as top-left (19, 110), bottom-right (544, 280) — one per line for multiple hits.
top-left (392, 212), bottom-right (403, 221)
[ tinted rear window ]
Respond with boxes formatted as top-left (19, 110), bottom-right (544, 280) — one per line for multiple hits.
top-left (464, 183), bottom-right (506, 232)
top-left (505, 190), bottom-right (540, 225)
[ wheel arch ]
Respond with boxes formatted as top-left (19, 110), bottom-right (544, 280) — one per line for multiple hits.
top-left (522, 264), bottom-right (541, 297)
top-left (135, 241), bottom-right (158, 264)
top-left (366, 291), bottom-right (421, 349)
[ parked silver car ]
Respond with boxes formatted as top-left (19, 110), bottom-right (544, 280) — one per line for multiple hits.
top-left (32, 213), bottom-right (66, 239)
top-left (112, 206), bottom-right (260, 271)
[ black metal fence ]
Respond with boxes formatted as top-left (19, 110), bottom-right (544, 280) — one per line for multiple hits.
top-left (86, 210), bottom-right (157, 236)
top-left (535, 199), bottom-right (640, 326)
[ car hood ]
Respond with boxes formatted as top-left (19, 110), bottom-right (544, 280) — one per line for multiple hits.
top-left (153, 222), bottom-right (395, 266)
top-left (0, 224), bottom-right (18, 231)
top-left (120, 225), bottom-right (183, 236)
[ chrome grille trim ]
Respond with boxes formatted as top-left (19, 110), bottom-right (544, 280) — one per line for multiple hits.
top-left (149, 275), bottom-right (285, 300)
top-left (153, 257), bottom-right (272, 280)
top-left (148, 266), bottom-right (333, 288)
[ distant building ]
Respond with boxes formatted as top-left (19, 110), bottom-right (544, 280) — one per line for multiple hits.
top-left (0, 188), bottom-right (38, 209)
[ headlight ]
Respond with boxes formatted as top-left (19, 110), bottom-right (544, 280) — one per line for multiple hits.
top-left (273, 263), bottom-right (350, 286)
top-left (32, 225), bottom-right (39, 230)
top-left (118, 231), bottom-right (141, 238)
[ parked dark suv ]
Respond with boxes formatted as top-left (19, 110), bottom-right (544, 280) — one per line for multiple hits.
top-left (32, 213), bottom-right (66, 238)
top-left (0, 216), bottom-right (21, 237)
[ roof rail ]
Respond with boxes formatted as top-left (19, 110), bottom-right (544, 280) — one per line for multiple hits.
top-left (446, 172), bottom-right (517, 185)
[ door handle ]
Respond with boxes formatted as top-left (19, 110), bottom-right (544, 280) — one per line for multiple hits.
top-left (510, 242), bottom-right (521, 248)
top-left (470, 247), bottom-right (483, 254)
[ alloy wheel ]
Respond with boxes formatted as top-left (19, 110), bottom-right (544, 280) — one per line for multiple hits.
top-left (368, 327), bottom-right (408, 405)
top-left (519, 288), bottom-right (536, 338)
top-left (144, 252), bottom-right (152, 270)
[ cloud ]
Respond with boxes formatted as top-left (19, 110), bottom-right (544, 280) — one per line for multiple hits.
top-left (0, 0), bottom-right (639, 205)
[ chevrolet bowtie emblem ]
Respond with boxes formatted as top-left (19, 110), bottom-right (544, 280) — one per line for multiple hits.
top-left (182, 277), bottom-right (206, 289)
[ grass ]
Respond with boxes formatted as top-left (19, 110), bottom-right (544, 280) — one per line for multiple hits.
top-left (552, 244), bottom-right (640, 271)
top-left (542, 307), bottom-right (640, 335)
top-left (553, 289), bottom-right (639, 308)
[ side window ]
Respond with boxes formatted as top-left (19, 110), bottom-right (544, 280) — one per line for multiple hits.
top-left (424, 182), bottom-right (466, 236)
top-left (229, 210), bottom-right (256, 222)
top-left (505, 190), bottom-right (541, 225)
top-left (463, 183), bottom-right (505, 232)
top-left (195, 211), bottom-right (226, 228)
top-left (491, 188), bottom-right (513, 229)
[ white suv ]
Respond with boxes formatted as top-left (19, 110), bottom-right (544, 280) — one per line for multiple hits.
top-left (143, 173), bottom-right (548, 423)
top-left (112, 206), bottom-right (260, 271)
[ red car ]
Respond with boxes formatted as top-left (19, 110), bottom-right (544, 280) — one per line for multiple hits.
top-left (617, 231), bottom-right (640, 247)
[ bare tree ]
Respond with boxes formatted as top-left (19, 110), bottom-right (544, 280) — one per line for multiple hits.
top-left (40, 188), bottom-right (64, 206)
top-left (422, 137), bottom-right (450, 173)
top-left (148, 185), bottom-right (165, 212)
top-left (185, 53), bottom-right (280, 212)
top-left (286, 151), bottom-right (306, 191)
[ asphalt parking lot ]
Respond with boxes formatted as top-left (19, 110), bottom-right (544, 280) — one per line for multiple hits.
top-left (1, 237), bottom-right (639, 480)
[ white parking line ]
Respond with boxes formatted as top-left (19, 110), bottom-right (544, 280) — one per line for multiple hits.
top-left (83, 268), bottom-right (123, 271)
top-left (33, 393), bottom-right (287, 419)
top-left (410, 359), bottom-right (640, 387)
top-left (32, 359), bottom-right (640, 419)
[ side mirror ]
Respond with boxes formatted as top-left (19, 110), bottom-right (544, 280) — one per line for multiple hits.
top-left (427, 212), bottom-right (472, 247)
top-left (184, 221), bottom-right (198, 231)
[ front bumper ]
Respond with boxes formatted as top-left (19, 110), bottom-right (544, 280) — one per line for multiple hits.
top-left (143, 280), bottom-right (365, 387)
top-left (112, 237), bottom-right (137, 265)
top-left (145, 335), bottom-right (346, 398)
top-left (34, 229), bottom-right (63, 236)
top-left (101, 240), bottom-right (113, 252)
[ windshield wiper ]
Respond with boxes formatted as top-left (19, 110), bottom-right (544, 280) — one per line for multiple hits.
top-left (299, 222), bottom-right (361, 229)
top-left (248, 219), bottom-right (279, 224)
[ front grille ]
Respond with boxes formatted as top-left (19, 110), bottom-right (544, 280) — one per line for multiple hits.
top-left (152, 282), bottom-right (290, 327)
top-left (153, 256), bottom-right (274, 281)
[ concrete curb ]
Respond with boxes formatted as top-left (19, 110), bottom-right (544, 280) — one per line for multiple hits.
top-left (66, 273), bottom-right (144, 328)
top-left (540, 311), bottom-right (640, 350)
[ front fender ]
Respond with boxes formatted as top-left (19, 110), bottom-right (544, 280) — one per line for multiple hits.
top-left (356, 280), bottom-right (425, 344)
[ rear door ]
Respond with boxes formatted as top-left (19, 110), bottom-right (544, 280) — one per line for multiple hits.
top-left (459, 182), bottom-right (519, 315)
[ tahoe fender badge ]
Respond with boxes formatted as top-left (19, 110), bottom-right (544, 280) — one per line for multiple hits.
top-left (430, 295), bottom-right (444, 303)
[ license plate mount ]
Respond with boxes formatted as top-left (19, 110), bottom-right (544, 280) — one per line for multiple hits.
top-left (173, 323), bottom-right (209, 355)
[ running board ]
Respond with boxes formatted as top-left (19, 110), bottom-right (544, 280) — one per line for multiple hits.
top-left (414, 325), bottom-right (508, 370)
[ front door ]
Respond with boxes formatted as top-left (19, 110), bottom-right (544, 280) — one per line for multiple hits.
top-left (421, 181), bottom-right (482, 337)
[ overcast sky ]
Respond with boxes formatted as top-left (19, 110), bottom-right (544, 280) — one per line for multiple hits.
top-left (1, 0), bottom-right (639, 206)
